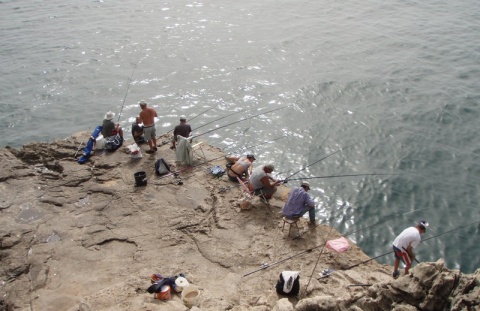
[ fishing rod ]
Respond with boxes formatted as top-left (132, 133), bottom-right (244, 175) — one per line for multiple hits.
top-left (191, 105), bottom-right (291, 139)
top-left (344, 219), bottom-right (480, 271)
top-left (305, 225), bottom-right (334, 291)
top-left (242, 208), bottom-right (426, 277)
top-left (225, 135), bottom-right (288, 152)
top-left (74, 127), bottom-right (90, 158)
top-left (163, 102), bottom-right (223, 136)
top-left (117, 55), bottom-right (141, 123)
top-left (286, 173), bottom-right (394, 182)
top-left (193, 109), bottom-right (246, 131)
top-left (281, 142), bottom-right (359, 181)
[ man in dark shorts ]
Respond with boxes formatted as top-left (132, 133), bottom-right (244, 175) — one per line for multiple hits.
top-left (172, 115), bottom-right (192, 149)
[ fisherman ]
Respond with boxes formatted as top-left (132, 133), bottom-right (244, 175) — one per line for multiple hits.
top-left (392, 220), bottom-right (428, 279)
top-left (138, 100), bottom-right (158, 154)
top-left (101, 111), bottom-right (124, 140)
top-left (248, 163), bottom-right (280, 200)
top-left (131, 116), bottom-right (145, 144)
top-left (171, 115), bottom-right (192, 150)
top-left (282, 181), bottom-right (316, 225)
top-left (226, 154), bottom-right (255, 182)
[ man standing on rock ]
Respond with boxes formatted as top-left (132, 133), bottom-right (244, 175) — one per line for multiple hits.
top-left (392, 220), bottom-right (428, 278)
top-left (138, 100), bottom-right (158, 154)
top-left (282, 181), bottom-right (316, 226)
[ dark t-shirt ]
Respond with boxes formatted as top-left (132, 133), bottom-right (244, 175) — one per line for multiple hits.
top-left (173, 123), bottom-right (192, 140)
top-left (101, 119), bottom-right (115, 137)
top-left (131, 123), bottom-right (143, 136)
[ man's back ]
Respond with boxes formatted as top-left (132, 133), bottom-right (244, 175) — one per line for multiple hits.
top-left (140, 107), bottom-right (157, 126)
top-left (174, 123), bottom-right (192, 139)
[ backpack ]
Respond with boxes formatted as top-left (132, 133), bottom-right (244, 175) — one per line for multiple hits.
top-left (275, 271), bottom-right (300, 296)
top-left (104, 134), bottom-right (123, 152)
top-left (155, 158), bottom-right (171, 175)
top-left (209, 165), bottom-right (225, 178)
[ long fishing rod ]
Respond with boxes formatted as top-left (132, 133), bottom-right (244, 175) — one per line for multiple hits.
top-left (225, 135), bottom-right (288, 152)
top-left (193, 109), bottom-right (246, 131)
top-left (286, 173), bottom-right (394, 181)
top-left (242, 208), bottom-right (426, 277)
top-left (117, 55), bottom-right (141, 123)
top-left (281, 142), bottom-right (358, 181)
top-left (191, 105), bottom-right (291, 139)
top-left (74, 127), bottom-right (90, 158)
top-left (163, 102), bottom-right (223, 136)
top-left (344, 219), bottom-right (480, 271)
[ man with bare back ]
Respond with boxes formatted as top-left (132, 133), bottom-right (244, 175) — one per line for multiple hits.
top-left (138, 100), bottom-right (158, 153)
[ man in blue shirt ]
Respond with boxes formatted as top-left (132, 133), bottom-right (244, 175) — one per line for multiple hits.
top-left (282, 181), bottom-right (316, 225)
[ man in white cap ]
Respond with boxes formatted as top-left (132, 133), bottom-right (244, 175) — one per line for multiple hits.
top-left (392, 220), bottom-right (428, 278)
top-left (138, 100), bottom-right (158, 153)
top-left (172, 115), bottom-right (192, 149)
top-left (101, 111), bottom-right (123, 139)
top-left (248, 163), bottom-right (280, 200)
top-left (282, 181), bottom-right (316, 225)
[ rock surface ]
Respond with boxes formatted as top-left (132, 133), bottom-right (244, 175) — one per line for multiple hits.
top-left (0, 133), bottom-right (478, 310)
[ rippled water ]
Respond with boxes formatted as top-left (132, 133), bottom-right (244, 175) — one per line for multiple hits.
top-left (1, 0), bottom-right (479, 273)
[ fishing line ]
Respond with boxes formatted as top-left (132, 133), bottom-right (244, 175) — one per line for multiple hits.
top-left (225, 135), bottom-right (288, 152)
top-left (281, 142), bottom-right (359, 181)
top-left (304, 225), bottom-right (334, 292)
top-left (117, 55), bottom-right (141, 123)
top-left (192, 109), bottom-right (246, 131)
top-left (191, 105), bottom-right (291, 139)
top-left (286, 173), bottom-right (394, 181)
top-left (163, 102), bottom-right (223, 136)
top-left (242, 208), bottom-right (426, 277)
top-left (74, 127), bottom-right (90, 158)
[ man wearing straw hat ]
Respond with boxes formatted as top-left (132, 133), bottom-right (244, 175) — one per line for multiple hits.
top-left (392, 220), bottom-right (428, 279)
top-left (282, 181), bottom-right (316, 225)
top-left (101, 111), bottom-right (124, 139)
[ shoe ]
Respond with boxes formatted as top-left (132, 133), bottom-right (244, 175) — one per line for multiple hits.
top-left (393, 270), bottom-right (400, 279)
top-left (154, 147), bottom-right (158, 151)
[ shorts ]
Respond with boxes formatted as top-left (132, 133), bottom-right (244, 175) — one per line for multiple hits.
top-left (254, 187), bottom-right (275, 196)
top-left (393, 245), bottom-right (412, 268)
top-left (143, 125), bottom-right (156, 141)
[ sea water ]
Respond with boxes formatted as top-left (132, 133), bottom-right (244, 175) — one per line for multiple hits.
top-left (1, 0), bottom-right (479, 273)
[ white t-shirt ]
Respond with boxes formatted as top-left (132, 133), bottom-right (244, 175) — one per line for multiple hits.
top-left (393, 226), bottom-right (421, 251)
top-left (249, 166), bottom-right (269, 190)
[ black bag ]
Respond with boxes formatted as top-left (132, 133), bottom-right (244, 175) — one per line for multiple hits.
top-left (155, 158), bottom-right (171, 175)
top-left (104, 134), bottom-right (123, 152)
top-left (275, 271), bottom-right (300, 296)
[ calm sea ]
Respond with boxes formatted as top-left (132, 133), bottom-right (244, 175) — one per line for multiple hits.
top-left (1, 0), bottom-right (479, 273)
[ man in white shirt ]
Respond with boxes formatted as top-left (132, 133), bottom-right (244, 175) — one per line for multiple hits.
top-left (392, 220), bottom-right (428, 278)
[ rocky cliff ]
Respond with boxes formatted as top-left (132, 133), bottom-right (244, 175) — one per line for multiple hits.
top-left (0, 133), bottom-right (478, 311)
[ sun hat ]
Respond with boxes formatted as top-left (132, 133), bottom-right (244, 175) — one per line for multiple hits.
top-left (418, 220), bottom-right (429, 230)
top-left (180, 115), bottom-right (187, 120)
top-left (264, 163), bottom-right (274, 171)
top-left (301, 181), bottom-right (310, 190)
top-left (104, 111), bottom-right (115, 120)
top-left (246, 154), bottom-right (256, 160)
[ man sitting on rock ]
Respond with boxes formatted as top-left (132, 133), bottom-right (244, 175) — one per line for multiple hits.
top-left (282, 181), bottom-right (316, 226)
top-left (101, 111), bottom-right (124, 140)
top-left (248, 163), bottom-right (280, 200)
top-left (131, 116), bottom-right (145, 144)
top-left (226, 154), bottom-right (255, 182)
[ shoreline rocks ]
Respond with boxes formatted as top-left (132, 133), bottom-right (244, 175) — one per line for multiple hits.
top-left (0, 132), bottom-right (478, 310)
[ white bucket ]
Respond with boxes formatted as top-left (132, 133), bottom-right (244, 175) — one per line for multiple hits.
top-left (174, 277), bottom-right (189, 292)
top-left (181, 285), bottom-right (200, 308)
